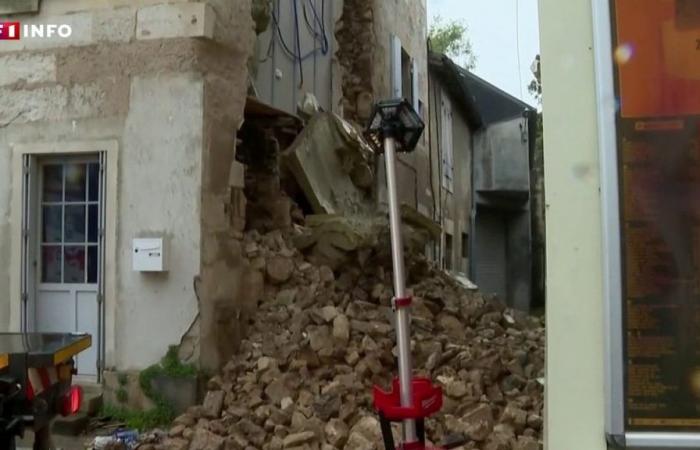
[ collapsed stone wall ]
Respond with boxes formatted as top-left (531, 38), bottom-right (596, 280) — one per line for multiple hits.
top-left (149, 222), bottom-right (544, 450)
top-left (197, 5), bottom-right (256, 371)
top-left (335, 0), bottom-right (376, 124)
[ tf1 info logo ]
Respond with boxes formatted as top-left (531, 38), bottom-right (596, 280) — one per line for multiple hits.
top-left (0, 22), bottom-right (73, 40)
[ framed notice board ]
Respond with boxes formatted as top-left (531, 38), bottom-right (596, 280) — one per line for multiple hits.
top-left (593, 0), bottom-right (700, 447)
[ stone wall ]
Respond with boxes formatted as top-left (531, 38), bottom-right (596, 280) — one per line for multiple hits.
top-left (528, 112), bottom-right (546, 309)
top-left (335, 0), bottom-right (428, 126)
top-left (197, 0), bottom-right (257, 372)
top-left (335, 0), bottom-right (376, 124)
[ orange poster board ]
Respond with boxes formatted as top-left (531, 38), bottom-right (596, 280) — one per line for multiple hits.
top-left (614, 0), bottom-right (700, 433)
top-left (615, 0), bottom-right (700, 117)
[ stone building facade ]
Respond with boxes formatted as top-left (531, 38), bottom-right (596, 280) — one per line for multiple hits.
top-left (0, 0), bottom-right (439, 381)
top-left (0, 0), bottom-right (256, 382)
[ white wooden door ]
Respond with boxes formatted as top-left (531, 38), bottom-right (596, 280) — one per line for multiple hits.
top-left (34, 158), bottom-right (101, 376)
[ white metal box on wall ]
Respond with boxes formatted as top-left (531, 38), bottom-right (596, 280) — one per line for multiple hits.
top-left (132, 238), bottom-right (167, 272)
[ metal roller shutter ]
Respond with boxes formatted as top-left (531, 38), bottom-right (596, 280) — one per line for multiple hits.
top-left (474, 210), bottom-right (508, 303)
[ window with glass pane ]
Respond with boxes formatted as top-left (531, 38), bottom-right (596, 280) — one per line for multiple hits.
top-left (40, 161), bottom-right (100, 284)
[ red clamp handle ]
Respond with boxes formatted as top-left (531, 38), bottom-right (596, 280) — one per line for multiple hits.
top-left (392, 296), bottom-right (412, 309)
top-left (373, 377), bottom-right (443, 421)
top-left (401, 443), bottom-right (445, 450)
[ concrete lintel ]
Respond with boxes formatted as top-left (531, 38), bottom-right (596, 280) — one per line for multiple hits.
top-left (136, 3), bottom-right (215, 42)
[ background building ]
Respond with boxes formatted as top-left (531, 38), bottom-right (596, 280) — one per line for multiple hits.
top-left (428, 53), bottom-right (543, 311)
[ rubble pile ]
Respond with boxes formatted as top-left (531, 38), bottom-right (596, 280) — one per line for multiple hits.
top-left (152, 222), bottom-right (545, 450)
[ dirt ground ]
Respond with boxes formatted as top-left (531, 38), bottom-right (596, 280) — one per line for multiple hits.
top-left (18, 431), bottom-right (92, 450)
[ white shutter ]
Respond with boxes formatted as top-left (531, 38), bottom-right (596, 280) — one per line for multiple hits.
top-left (412, 58), bottom-right (420, 112)
top-left (474, 211), bottom-right (508, 302)
top-left (97, 151), bottom-right (107, 379)
top-left (20, 154), bottom-right (33, 332)
top-left (391, 35), bottom-right (402, 98)
top-left (441, 94), bottom-right (454, 192)
top-left (448, 106), bottom-right (454, 192)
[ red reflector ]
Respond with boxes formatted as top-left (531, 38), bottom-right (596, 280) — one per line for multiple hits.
top-left (61, 386), bottom-right (82, 416)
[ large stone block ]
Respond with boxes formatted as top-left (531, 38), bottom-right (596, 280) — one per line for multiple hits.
top-left (0, 53), bottom-right (56, 87)
top-left (0, 85), bottom-right (68, 124)
top-left (136, 3), bottom-right (214, 41)
top-left (93, 5), bottom-right (135, 43)
top-left (0, 82), bottom-right (110, 125)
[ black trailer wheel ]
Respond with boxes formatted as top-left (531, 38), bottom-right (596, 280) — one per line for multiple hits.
top-left (0, 434), bottom-right (16, 450)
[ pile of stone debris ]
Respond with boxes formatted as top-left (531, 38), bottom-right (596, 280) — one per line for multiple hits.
top-left (147, 219), bottom-right (545, 450)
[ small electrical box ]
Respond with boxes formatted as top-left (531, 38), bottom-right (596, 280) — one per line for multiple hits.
top-left (132, 238), bottom-right (167, 272)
